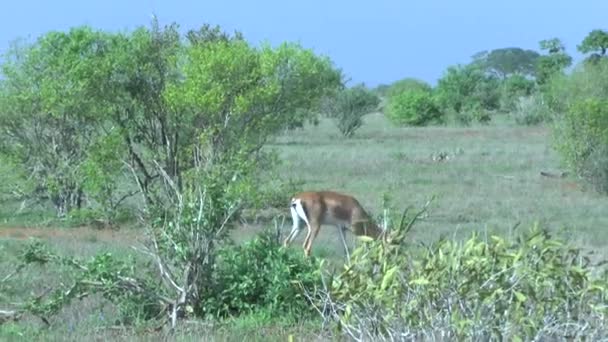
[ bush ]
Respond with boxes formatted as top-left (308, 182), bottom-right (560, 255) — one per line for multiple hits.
top-left (499, 74), bottom-right (536, 112)
top-left (555, 98), bottom-right (608, 192)
top-left (550, 60), bottom-right (608, 193)
top-left (325, 84), bottom-right (380, 137)
top-left (386, 78), bottom-right (432, 98)
top-left (313, 219), bottom-right (608, 341)
top-left (435, 64), bottom-right (501, 118)
top-left (386, 88), bottom-right (443, 126)
top-left (202, 230), bottom-right (322, 318)
top-left (512, 94), bottom-right (552, 125)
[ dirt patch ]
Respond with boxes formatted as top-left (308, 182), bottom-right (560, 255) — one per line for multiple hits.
top-left (0, 226), bottom-right (141, 245)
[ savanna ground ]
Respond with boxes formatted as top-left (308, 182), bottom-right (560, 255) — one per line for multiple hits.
top-left (1, 112), bottom-right (607, 340)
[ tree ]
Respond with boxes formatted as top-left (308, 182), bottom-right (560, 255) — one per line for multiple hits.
top-left (471, 47), bottom-right (540, 79)
top-left (578, 29), bottom-right (608, 64)
top-left (0, 27), bottom-right (117, 216)
top-left (535, 38), bottom-right (573, 85)
top-left (324, 84), bottom-right (380, 137)
top-left (435, 64), bottom-right (500, 114)
top-left (0, 20), bottom-right (342, 219)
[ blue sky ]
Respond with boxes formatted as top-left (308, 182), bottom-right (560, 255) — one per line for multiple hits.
top-left (1, 0), bottom-right (606, 86)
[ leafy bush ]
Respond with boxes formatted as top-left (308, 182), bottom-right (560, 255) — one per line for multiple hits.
top-left (555, 98), bottom-right (608, 192)
top-left (512, 94), bottom-right (552, 125)
top-left (386, 88), bottom-right (443, 126)
top-left (435, 64), bottom-right (501, 119)
top-left (499, 74), bottom-right (536, 112)
top-left (386, 78), bottom-right (432, 98)
top-left (324, 84), bottom-right (380, 137)
top-left (311, 211), bottom-right (608, 340)
top-left (550, 60), bottom-right (608, 193)
top-left (202, 230), bottom-right (322, 318)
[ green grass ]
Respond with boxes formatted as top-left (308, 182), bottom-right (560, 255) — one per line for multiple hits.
top-left (270, 113), bottom-right (608, 254)
top-left (1, 112), bottom-right (608, 340)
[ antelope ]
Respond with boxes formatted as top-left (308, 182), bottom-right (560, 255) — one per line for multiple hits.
top-left (283, 191), bottom-right (385, 258)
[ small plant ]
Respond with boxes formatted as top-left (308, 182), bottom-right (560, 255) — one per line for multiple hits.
top-left (203, 229), bottom-right (322, 319)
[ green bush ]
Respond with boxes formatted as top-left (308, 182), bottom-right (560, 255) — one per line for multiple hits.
top-left (386, 88), bottom-right (443, 126)
top-left (555, 98), bottom-right (608, 192)
top-left (325, 84), bottom-right (380, 137)
top-left (512, 94), bottom-right (552, 125)
top-left (314, 215), bottom-right (608, 340)
top-left (550, 60), bottom-right (608, 193)
top-left (435, 64), bottom-right (501, 118)
top-left (386, 78), bottom-right (432, 98)
top-left (500, 74), bottom-right (536, 112)
top-left (202, 230), bottom-right (322, 319)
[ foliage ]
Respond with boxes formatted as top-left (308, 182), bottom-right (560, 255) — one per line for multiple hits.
top-left (0, 27), bottom-right (113, 216)
top-left (578, 29), bottom-right (608, 63)
top-left (0, 19), bottom-right (341, 223)
top-left (499, 74), bottom-right (536, 112)
top-left (312, 213), bottom-right (608, 341)
top-left (511, 94), bottom-right (552, 126)
top-left (536, 38), bottom-right (573, 86)
top-left (324, 84), bottom-right (380, 137)
top-left (202, 229), bottom-right (322, 318)
top-left (13, 240), bottom-right (165, 325)
top-left (471, 47), bottom-right (540, 79)
top-left (549, 59), bottom-right (608, 193)
top-left (435, 64), bottom-right (500, 123)
top-left (385, 87), bottom-right (442, 126)
top-left (386, 78), bottom-right (432, 98)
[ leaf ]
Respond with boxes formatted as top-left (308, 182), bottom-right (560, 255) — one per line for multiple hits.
top-left (410, 277), bottom-right (430, 286)
top-left (357, 236), bottom-right (375, 243)
top-left (514, 290), bottom-right (526, 302)
top-left (381, 266), bottom-right (399, 290)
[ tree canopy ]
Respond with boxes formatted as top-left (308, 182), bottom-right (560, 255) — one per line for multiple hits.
top-left (471, 47), bottom-right (540, 79)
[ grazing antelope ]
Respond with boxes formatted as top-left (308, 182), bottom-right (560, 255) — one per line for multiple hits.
top-left (283, 191), bottom-right (385, 258)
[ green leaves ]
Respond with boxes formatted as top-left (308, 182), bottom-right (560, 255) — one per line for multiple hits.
top-left (386, 87), bottom-right (442, 126)
top-left (322, 221), bottom-right (608, 340)
top-left (324, 84), bottom-right (380, 138)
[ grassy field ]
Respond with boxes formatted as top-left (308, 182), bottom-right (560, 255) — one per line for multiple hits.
top-left (1, 112), bottom-right (607, 340)
top-left (271, 113), bottom-right (608, 256)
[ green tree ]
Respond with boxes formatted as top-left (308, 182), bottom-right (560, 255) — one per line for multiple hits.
top-left (0, 27), bottom-right (117, 216)
top-left (324, 84), bottom-right (380, 137)
top-left (578, 29), bottom-right (608, 64)
top-left (536, 38), bottom-right (573, 85)
top-left (472, 47), bottom-right (540, 79)
top-left (435, 64), bottom-right (500, 115)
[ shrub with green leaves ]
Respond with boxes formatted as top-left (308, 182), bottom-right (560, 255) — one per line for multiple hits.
top-left (386, 78), bottom-right (433, 98)
top-left (324, 84), bottom-right (381, 137)
top-left (385, 88), bottom-right (443, 126)
top-left (313, 215), bottom-right (608, 340)
top-left (202, 230), bottom-right (322, 319)
top-left (499, 74), bottom-right (536, 112)
top-left (436, 65), bottom-right (501, 113)
top-left (512, 94), bottom-right (552, 126)
top-left (550, 59), bottom-right (608, 193)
